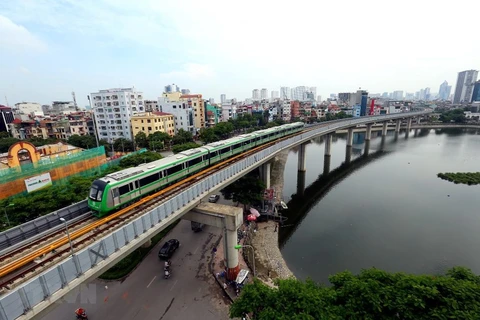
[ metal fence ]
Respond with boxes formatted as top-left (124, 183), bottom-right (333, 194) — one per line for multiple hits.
top-left (0, 111), bottom-right (429, 320)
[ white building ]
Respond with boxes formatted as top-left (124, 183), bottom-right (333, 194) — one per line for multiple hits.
top-left (158, 97), bottom-right (194, 134)
top-left (453, 70), bottom-right (478, 104)
top-left (271, 91), bottom-right (279, 100)
top-left (164, 84), bottom-right (180, 93)
top-left (280, 87), bottom-right (291, 100)
top-left (281, 100), bottom-right (291, 121)
top-left (392, 91), bottom-right (404, 100)
top-left (309, 87), bottom-right (317, 99)
top-left (221, 100), bottom-right (237, 122)
top-left (316, 95), bottom-right (322, 102)
top-left (220, 94), bottom-right (226, 103)
top-left (91, 87), bottom-right (144, 143)
top-left (260, 88), bottom-right (268, 100)
top-left (252, 89), bottom-right (260, 100)
top-left (14, 102), bottom-right (43, 115)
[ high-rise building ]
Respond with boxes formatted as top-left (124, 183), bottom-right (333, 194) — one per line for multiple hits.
top-left (392, 91), bottom-right (404, 100)
top-left (424, 88), bottom-right (431, 101)
top-left (91, 87), bottom-right (144, 142)
top-left (0, 105), bottom-right (14, 133)
top-left (291, 86), bottom-right (308, 101)
top-left (144, 100), bottom-right (158, 112)
top-left (14, 102), bottom-right (43, 115)
top-left (438, 81), bottom-right (452, 101)
top-left (382, 92), bottom-right (389, 98)
top-left (453, 70), bottom-right (479, 104)
top-left (164, 84), bottom-right (180, 93)
top-left (271, 91), bottom-right (279, 99)
top-left (280, 87), bottom-right (290, 100)
top-left (220, 94), bottom-right (226, 104)
top-left (260, 88), bottom-right (268, 100)
top-left (472, 80), bottom-right (480, 102)
top-left (158, 97), bottom-right (194, 134)
top-left (179, 94), bottom-right (205, 131)
top-left (181, 89), bottom-right (191, 95)
top-left (252, 89), bottom-right (260, 100)
top-left (309, 87), bottom-right (317, 99)
top-left (316, 95), bottom-right (322, 102)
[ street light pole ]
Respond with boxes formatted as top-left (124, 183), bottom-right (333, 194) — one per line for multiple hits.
top-left (3, 203), bottom-right (14, 227)
top-left (235, 244), bottom-right (255, 277)
top-left (59, 218), bottom-right (75, 256)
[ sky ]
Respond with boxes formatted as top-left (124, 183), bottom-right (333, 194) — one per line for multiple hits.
top-left (0, 0), bottom-right (478, 107)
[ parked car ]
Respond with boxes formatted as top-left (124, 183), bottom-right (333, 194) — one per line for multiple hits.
top-left (191, 221), bottom-right (205, 232)
top-left (158, 239), bottom-right (180, 260)
top-left (208, 194), bottom-right (220, 203)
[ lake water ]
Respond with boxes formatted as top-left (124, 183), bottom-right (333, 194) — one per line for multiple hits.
top-left (279, 128), bottom-right (480, 284)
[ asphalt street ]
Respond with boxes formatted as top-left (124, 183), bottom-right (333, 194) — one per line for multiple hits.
top-left (37, 217), bottom-right (231, 320)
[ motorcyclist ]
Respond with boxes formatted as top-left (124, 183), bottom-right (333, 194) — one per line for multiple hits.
top-left (164, 260), bottom-right (171, 270)
top-left (164, 269), bottom-right (171, 279)
top-left (75, 308), bottom-right (86, 319)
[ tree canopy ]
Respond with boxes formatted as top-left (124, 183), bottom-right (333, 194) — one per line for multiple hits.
top-left (172, 129), bottom-right (193, 145)
top-left (230, 267), bottom-right (480, 319)
top-left (172, 142), bottom-right (200, 154)
top-left (67, 134), bottom-right (97, 149)
top-left (220, 170), bottom-right (265, 207)
top-left (439, 109), bottom-right (466, 123)
top-left (118, 151), bottom-right (162, 168)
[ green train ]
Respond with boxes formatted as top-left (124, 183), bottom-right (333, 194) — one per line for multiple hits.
top-left (88, 122), bottom-right (305, 217)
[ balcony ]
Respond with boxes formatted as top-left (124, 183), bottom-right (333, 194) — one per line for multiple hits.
top-left (138, 95), bottom-right (143, 99)
top-left (94, 96), bottom-right (102, 101)
top-left (114, 108), bottom-right (120, 112)
top-left (112, 95), bottom-right (118, 100)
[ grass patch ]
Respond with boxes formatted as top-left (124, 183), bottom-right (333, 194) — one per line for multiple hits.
top-left (437, 172), bottom-right (480, 185)
top-left (99, 219), bottom-right (180, 280)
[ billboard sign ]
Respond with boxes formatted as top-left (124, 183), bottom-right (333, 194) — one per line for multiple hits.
top-left (24, 173), bottom-right (53, 193)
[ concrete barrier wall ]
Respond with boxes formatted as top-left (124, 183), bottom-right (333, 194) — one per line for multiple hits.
top-left (0, 111), bottom-right (430, 320)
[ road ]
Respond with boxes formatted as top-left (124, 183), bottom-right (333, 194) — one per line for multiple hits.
top-left (36, 217), bottom-right (231, 320)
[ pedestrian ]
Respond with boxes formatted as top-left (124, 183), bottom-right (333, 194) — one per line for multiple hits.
top-left (212, 247), bottom-right (217, 256)
top-left (223, 282), bottom-right (227, 290)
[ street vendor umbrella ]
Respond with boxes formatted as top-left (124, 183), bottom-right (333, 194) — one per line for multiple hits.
top-left (247, 214), bottom-right (257, 221)
top-left (249, 208), bottom-right (260, 217)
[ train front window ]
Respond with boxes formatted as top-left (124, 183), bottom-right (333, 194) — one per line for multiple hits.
top-left (89, 181), bottom-right (106, 201)
top-left (89, 185), bottom-right (98, 200)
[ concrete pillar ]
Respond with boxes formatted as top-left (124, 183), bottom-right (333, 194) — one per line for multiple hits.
top-left (407, 118), bottom-right (412, 131)
top-left (296, 170), bottom-right (306, 196)
top-left (414, 129), bottom-right (418, 137)
top-left (394, 131), bottom-right (399, 142)
top-left (323, 155), bottom-right (331, 175)
top-left (324, 134), bottom-right (332, 156)
top-left (395, 120), bottom-right (401, 133)
top-left (346, 128), bottom-right (354, 147)
top-left (416, 117), bottom-right (421, 124)
top-left (345, 145), bottom-right (352, 164)
top-left (364, 140), bottom-right (370, 156)
top-left (380, 136), bottom-right (386, 151)
top-left (298, 143), bottom-right (306, 172)
top-left (261, 162), bottom-right (271, 189)
top-left (365, 124), bottom-right (372, 141)
top-left (382, 122), bottom-right (388, 136)
top-left (224, 228), bottom-right (240, 281)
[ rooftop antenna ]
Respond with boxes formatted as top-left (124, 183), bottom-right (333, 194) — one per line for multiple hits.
top-left (5, 96), bottom-right (9, 107)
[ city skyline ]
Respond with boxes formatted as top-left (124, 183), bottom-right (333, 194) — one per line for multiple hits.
top-left (0, 0), bottom-right (478, 107)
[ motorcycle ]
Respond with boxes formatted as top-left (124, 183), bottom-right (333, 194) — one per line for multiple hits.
top-left (75, 310), bottom-right (88, 320)
top-left (164, 269), bottom-right (171, 279)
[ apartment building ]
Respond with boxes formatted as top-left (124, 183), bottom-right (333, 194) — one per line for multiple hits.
top-left (91, 88), bottom-right (144, 142)
top-left (131, 112), bottom-right (175, 137)
top-left (158, 97), bottom-right (194, 134)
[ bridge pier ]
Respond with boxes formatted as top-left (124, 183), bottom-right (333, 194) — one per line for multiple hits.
top-left (183, 203), bottom-right (243, 281)
top-left (298, 143), bottom-right (307, 172)
top-left (324, 134), bottom-right (332, 156)
top-left (416, 117), bottom-right (421, 124)
top-left (259, 162), bottom-right (271, 189)
top-left (345, 145), bottom-right (352, 164)
top-left (406, 118), bottom-right (412, 131)
top-left (365, 124), bottom-right (372, 141)
top-left (364, 140), bottom-right (370, 156)
top-left (382, 122), bottom-right (388, 136)
top-left (395, 120), bottom-right (401, 133)
top-left (346, 128), bottom-right (354, 147)
top-left (323, 155), bottom-right (331, 175)
top-left (380, 136), bottom-right (386, 151)
top-left (296, 170), bottom-right (306, 196)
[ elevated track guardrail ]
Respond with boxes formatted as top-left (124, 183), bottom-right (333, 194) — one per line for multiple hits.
top-left (0, 111), bottom-right (430, 320)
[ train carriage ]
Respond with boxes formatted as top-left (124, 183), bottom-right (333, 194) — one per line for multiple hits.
top-left (88, 122), bottom-right (305, 217)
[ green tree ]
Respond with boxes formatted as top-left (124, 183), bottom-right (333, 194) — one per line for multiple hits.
top-left (0, 132), bottom-right (10, 138)
top-left (98, 139), bottom-right (111, 155)
top-left (172, 142), bottom-right (200, 154)
top-left (213, 122), bottom-right (234, 139)
top-left (172, 129), bottom-right (193, 145)
top-left (134, 132), bottom-right (149, 149)
top-left (113, 138), bottom-right (134, 152)
top-left (67, 134), bottom-right (97, 149)
top-left (119, 151), bottom-right (162, 168)
top-left (0, 137), bottom-right (19, 153)
top-left (230, 267), bottom-right (480, 319)
top-left (220, 171), bottom-right (265, 207)
top-left (199, 127), bottom-right (218, 143)
top-left (149, 131), bottom-right (171, 150)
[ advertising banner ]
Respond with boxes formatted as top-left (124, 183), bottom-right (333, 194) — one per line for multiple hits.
top-left (24, 173), bottom-right (52, 193)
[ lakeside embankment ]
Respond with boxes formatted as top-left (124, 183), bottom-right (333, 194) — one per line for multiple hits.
top-left (244, 150), bottom-right (294, 286)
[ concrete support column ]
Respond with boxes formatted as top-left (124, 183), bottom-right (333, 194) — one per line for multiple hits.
top-left (296, 170), bottom-right (306, 196)
top-left (298, 143), bottom-right (307, 172)
top-left (380, 136), bottom-right (386, 151)
top-left (345, 146), bottom-right (352, 164)
top-left (323, 155), bottom-right (331, 175)
top-left (324, 134), bottom-right (332, 156)
top-left (382, 122), bottom-right (388, 136)
top-left (346, 128), bottom-right (354, 147)
top-left (225, 229), bottom-right (240, 281)
top-left (364, 140), bottom-right (371, 156)
top-left (261, 162), bottom-right (271, 189)
top-left (395, 120), bottom-right (401, 133)
top-left (416, 117), bottom-right (421, 124)
top-left (407, 118), bottom-right (412, 131)
top-left (365, 124), bottom-right (372, 141)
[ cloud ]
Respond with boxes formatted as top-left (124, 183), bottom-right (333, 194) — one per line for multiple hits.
top-left (0, 15), bottom-right (47, 52)
top-left (19, 66), bottom-right (30, 74)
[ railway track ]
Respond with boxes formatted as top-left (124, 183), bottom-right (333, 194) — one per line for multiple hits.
top-left (0, 124), bottom-right (326, 290)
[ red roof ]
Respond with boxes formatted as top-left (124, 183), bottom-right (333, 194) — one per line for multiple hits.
top-left (152, 111), bottom-right (172, 116)
top-left (12, 119), bottom-right (22, 124)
